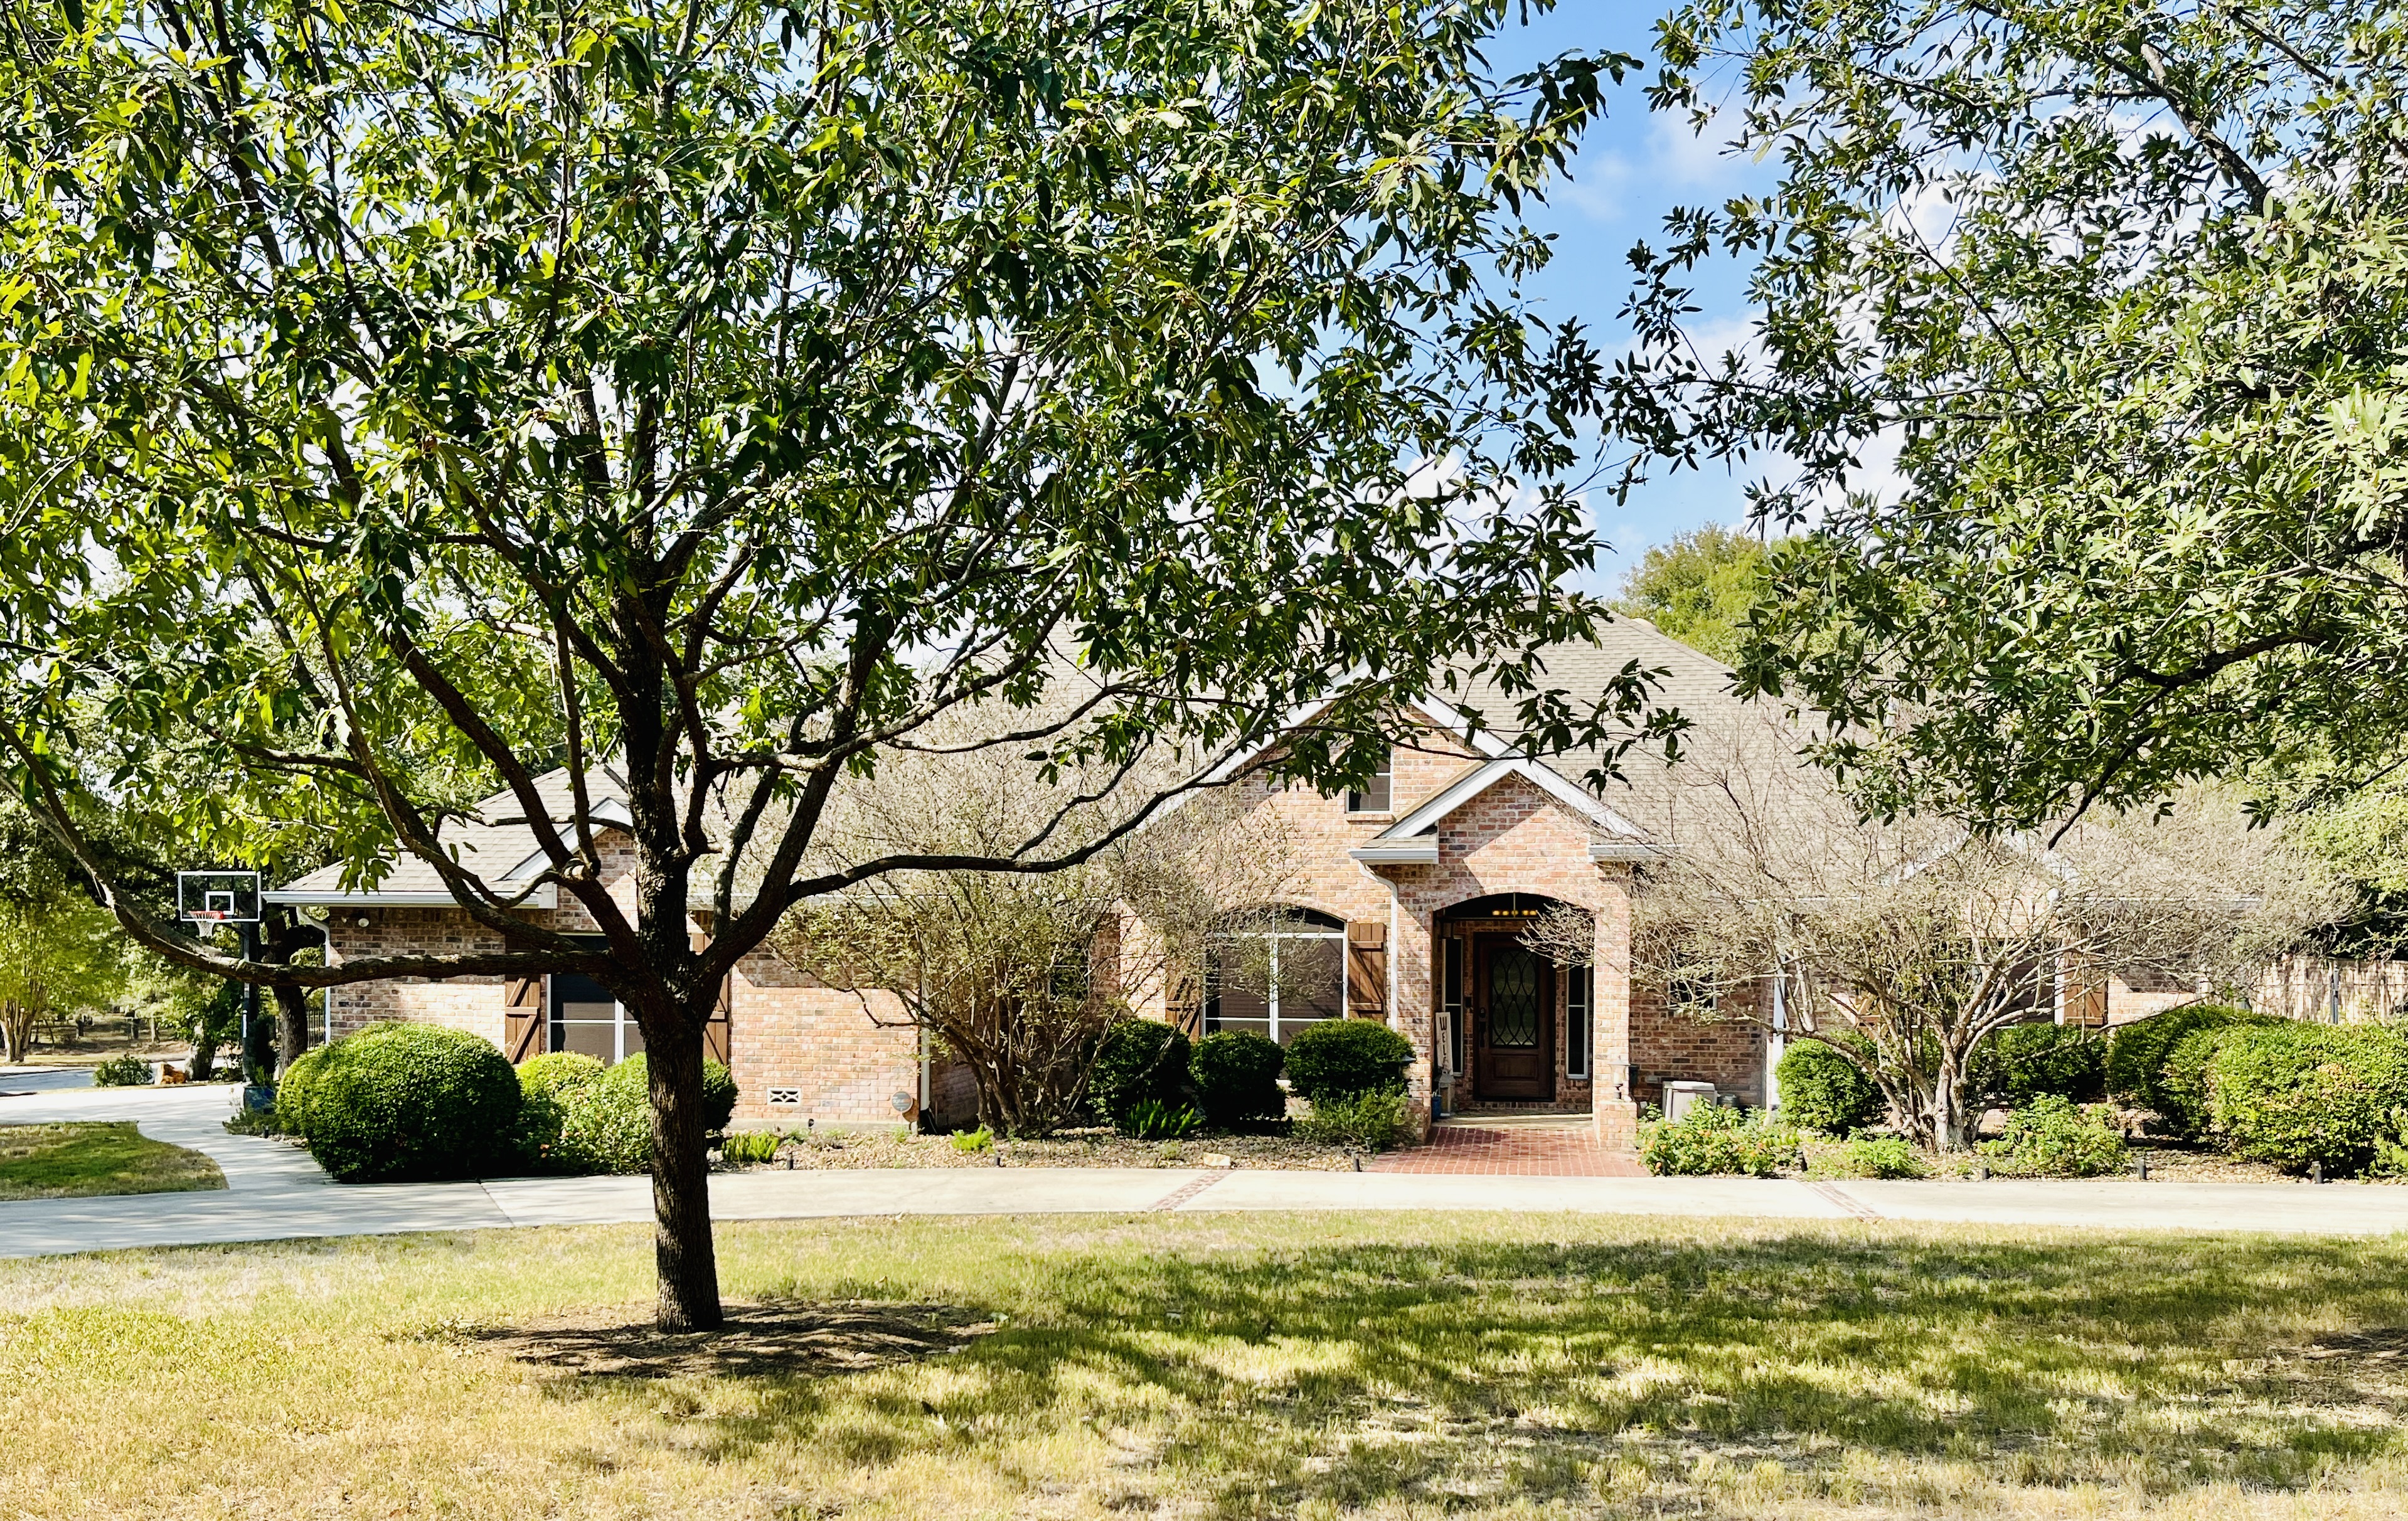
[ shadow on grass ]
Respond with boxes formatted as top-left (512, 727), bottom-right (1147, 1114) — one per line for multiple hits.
top-left (580, 1229), bottom-right (2408, 1515)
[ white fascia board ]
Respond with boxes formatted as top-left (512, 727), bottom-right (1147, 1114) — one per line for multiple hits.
top-left (1349, 836), bottom-right (1441, 865)
top-left (263, 885), bottom-right (560, 909)
top-left (1374, 756), bottom-right (1651, 844)
top-left (1589, 840), bottom-right (1677, 862)
top-left (1405, 694), bottom-right (1514, 760)
top-left (587, 797), bottom-right (637, 830)
top-left (1193, 699), bottom-right (1338, 787)
top-left (1193, 689), bottom-right (1511, 791)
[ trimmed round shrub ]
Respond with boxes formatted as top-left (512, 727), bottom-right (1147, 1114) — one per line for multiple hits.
top-left (1188, 1031), bottom-right (1286, 1128)
top-left (1968, 1024), bottom-right (2105, 1108)
top-left (92, 1055), bottom-right (153, 1086)
top-left (2106, 1004), bottom-right (2276, 1123)
top-left (1776, 1037), bottom-right (1882, 1135)
top-left (277, 1022), bottom-right (520, 1183)
top-left (511, 1052), bottom-right (607, 1171)
top-left (519, 1051), bottom-right (607, 1103)
top-left (552, 1053), bottom-right (738, 1175)
top-left (1641, 1104), bottom-right (1797, 1177)
top-left (1090, 1020), bottom-right (1191, 1130)
top-left (2205, 1022), bottom-right (2408, 1174)
top-left (1979, 1094), bottom-right (2128, 1177)
top-left (1283, 1018), bottom-right (1414, 1102)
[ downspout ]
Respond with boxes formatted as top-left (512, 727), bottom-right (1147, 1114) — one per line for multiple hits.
top-left (1766, 962), bottom-right (1787, 1113)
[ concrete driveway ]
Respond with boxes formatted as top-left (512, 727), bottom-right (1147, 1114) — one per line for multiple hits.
top-left (5, 1084), bottom-right (2407, 1260)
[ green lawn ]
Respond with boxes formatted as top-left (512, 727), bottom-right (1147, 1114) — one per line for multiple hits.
top-left (0, 1122), bottom-right (224, 1200)
top-left (3, 1214), bottom-right (2407, 1518)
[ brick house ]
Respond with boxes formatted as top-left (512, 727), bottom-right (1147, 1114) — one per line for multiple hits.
top-left (269, 621), bottom-right (1773, 1143)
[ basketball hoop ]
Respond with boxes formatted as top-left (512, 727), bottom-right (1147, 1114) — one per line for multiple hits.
top-left (177, 871), bottom-right (262, 928)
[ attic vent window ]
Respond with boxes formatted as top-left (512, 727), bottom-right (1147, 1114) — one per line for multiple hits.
top-left (1345, 749), bottom-right (1393, 814)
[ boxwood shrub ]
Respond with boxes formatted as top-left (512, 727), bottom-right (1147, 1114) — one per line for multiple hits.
top-left (1090, 1020), bottom-right (1191, 1131)
top-left (511, 1052), bottom-right (607, 1170)
top-left (550, 1053), bottom-right (738, 1175)
top-left (2158, 1014), bottom-right (2287, 1139)
top-left (2105, 1004), bottom-right (2276, 1125)
top-left (1775, 1036), bottom-right (1883, 1136)
top-left (2205, 1022), bottom-right (2408, 1174)
top-left (1968, 1024), bottom-right (2105, 1108)
top-left (1284, 1018), bottom-right (1414, 1101)
top-left (275, 1022), bottom-right (520, 1183)
top-left (1188, 1030), bottom-right (1286, 1128)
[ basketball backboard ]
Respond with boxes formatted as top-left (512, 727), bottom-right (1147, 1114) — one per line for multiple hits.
top-left (177, 870), bottom-right (262, 925)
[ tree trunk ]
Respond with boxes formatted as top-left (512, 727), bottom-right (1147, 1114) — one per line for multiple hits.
top-left (646, 1017), bottom-right (723, 1332)
top-left (1, 1001), bottom-right (26, 1064)
top-left (274, 984), bottom-right (311, 1071)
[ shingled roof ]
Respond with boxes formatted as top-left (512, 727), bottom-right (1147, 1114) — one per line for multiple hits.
top-left (267, 766), bottom-right (634, 908)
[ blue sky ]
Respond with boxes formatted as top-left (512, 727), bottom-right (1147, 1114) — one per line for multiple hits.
top-left (1483, 4), bottom-right (1777, 597)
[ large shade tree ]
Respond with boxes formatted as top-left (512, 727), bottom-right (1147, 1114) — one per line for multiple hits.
top-left (1610, 0), bottom-right (2408, 833)
top-left (0, 0), bottom-right (1665, 1327)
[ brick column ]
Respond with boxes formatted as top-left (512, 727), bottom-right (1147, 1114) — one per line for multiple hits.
top-left (1592, 865), bottom-right (1639, 1151)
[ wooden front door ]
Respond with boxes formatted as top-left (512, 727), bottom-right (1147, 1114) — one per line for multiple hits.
top-left (1475, 936), bottom-right (1553, 1101)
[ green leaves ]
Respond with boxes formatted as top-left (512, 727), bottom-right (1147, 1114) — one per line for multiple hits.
top-left (1614, 0), bottom-right (2408, 831)
top-left (0, 0), bottom-right (1640, 990)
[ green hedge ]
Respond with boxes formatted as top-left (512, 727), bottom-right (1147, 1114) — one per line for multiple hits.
top-left (550, 1053), bottom-right (738, 1175)
top-left (1968, 1024), bottom-right (2105, 1108)
top-left (1188, 1031), bottom-right (1285, 1128)
top-left (1776, 1036), bottom-right (1882, 1135)
top-left (1283, 1019), bottom-right (1414, 1101)
top-left (275, 1022), bottom-right (520, 1183)
top-left (2105, 1004), bottom-right (2276, 1125)
top-left (92, 1055), bottom-right (153, 1087)
top-left (512, 1052), bottom-right (607, 1170)
top-left (2160, 1015), bottom-right (2288, 1139)
top-left (1090, 1020), bottom-right (1191, 1131)
top-left (2205, 1023), bottom-right (2408, 1174)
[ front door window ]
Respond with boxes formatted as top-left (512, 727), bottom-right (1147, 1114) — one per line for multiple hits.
top-left (1474, 936), bottom-right (1553, 1101)
top-left (1488, 943), bottom-right (1542, 1047)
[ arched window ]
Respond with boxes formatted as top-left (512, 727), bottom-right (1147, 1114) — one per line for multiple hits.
top-left (1205, 907), bottom-right (1346, 1045)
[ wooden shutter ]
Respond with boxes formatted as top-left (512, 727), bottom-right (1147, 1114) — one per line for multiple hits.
top-left (705, 973), bottom-right (733, 1065)
top-left (1346, 921), bottom-right (1387, 1019)
top-left (503, 975), bottom-right (545, 1063)
top-left (1166, 963), bottom-right (1204, 1037)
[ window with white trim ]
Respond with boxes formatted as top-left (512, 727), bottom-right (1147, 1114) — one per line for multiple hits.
top-left (1205, 908), bottom-right (1346, 1044)
top-left (1345, 748), bottom-right (1393, 813)
top-left (1566, 963), bottom-right (1591, 1078)
top-left (551, 962), bottom-right (645, 1064)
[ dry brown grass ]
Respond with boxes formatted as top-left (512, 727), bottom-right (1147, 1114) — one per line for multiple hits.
top-left (3, 1213), bottom-right (2408, 1517)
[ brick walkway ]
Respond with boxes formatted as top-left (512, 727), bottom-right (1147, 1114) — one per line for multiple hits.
top-left (1367, 1121), bottom-right (1648, 1177)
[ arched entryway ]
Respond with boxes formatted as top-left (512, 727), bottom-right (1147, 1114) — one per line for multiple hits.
top-left (1435, 893), bottom-right (1594, 1106)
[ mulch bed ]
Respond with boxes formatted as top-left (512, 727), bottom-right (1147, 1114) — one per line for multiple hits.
top-left (462, 1301), bottom-right (997, 1380)
top-left (718, 1126), bottom-right (1364, 1172)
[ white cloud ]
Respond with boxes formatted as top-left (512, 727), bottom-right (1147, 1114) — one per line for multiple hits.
top-left (1562, 109), bottom-right (1745, 225)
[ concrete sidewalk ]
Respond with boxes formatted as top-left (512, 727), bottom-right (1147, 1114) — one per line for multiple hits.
top-left (6, 1086), bottom-right (2408, 1259)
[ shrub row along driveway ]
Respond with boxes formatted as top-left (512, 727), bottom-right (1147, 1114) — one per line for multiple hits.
top-left (8, 1085), bottom-right (2408, 1259)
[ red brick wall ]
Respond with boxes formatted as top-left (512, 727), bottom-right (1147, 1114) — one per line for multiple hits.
top-left (1630, 976), bottom-right (1768, 1110)
top-left (725, 947), bottom-right (927, 1126)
